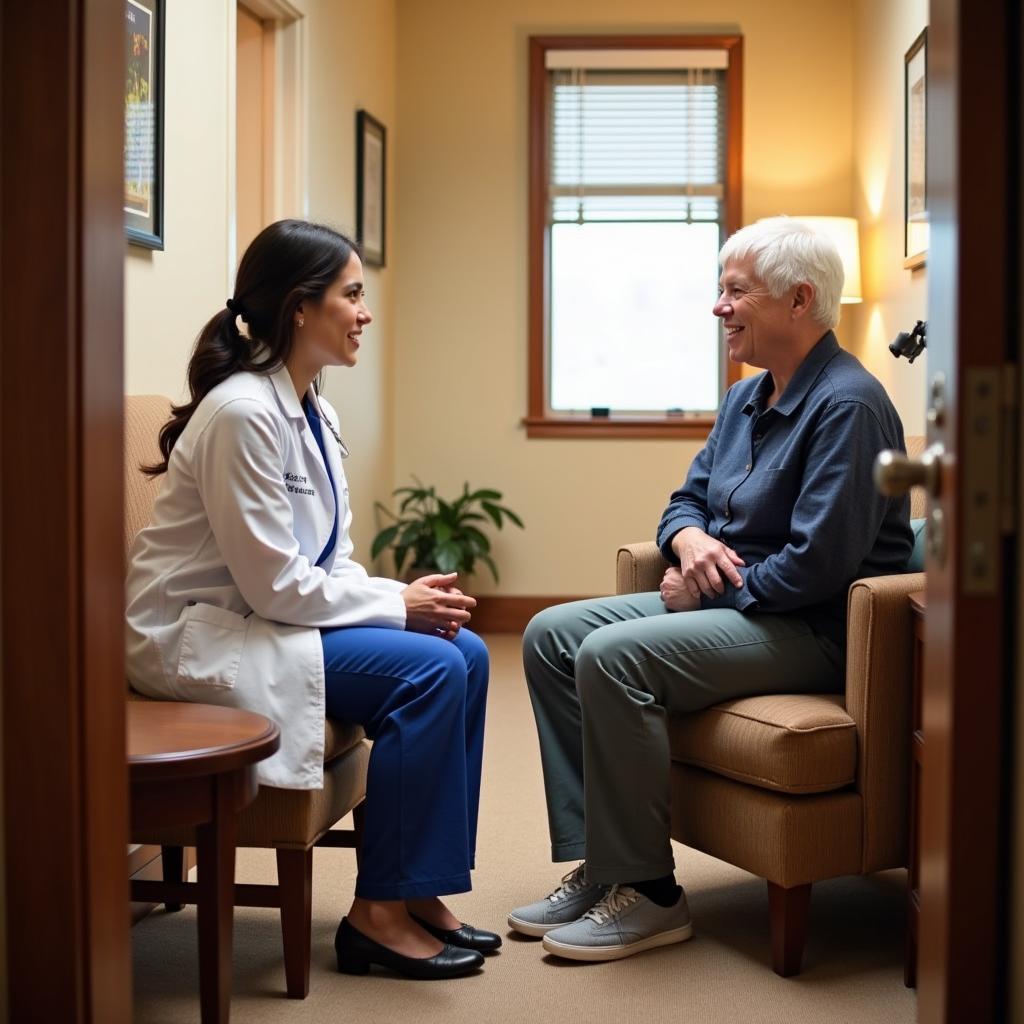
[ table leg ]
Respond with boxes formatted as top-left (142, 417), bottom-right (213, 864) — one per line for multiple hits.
top-left (196, 774), bottom-right (238, 1024)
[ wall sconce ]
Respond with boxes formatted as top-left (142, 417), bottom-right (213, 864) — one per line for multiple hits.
top-left (795, 216), bottom-right (862, 304)
top-left (889, 320), bottom-right (927, 362)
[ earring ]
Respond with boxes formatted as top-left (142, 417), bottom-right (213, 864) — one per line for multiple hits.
top-left (297, 318), bottom-right (305, 328)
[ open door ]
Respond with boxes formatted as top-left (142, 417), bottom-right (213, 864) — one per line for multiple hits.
top-left (1, 1), bottom-right (132, 1019)
top-left (915, 1), bottom-right (1016, 1019)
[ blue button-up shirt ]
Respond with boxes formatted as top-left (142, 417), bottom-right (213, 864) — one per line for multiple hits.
top-left (656, 332), bottom-right (913, 647)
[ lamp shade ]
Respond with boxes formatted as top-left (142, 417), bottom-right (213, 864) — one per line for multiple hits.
top-left (795, 216), bottom-right (862, 304)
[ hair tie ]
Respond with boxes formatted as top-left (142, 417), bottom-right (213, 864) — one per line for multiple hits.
top-left (226, 297), bottom-right (243, 317)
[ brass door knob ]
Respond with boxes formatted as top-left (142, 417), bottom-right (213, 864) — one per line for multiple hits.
top-left (874, 444), bottom-right (943, 498)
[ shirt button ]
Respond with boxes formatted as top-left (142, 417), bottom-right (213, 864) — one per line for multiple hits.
top-left (745, 463), bottom-right (751, 471)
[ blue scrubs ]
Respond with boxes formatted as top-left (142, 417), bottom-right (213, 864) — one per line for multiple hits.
top-left (305, 401), bottom-right (489, 901)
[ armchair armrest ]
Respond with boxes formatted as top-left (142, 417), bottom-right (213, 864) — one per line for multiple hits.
top-left (844, 571), bottom-right (926, 873)
top-left (616, 541), bottom-right (669, 595)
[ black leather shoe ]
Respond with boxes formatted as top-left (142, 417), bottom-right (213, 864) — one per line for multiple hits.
top-left (334, 918), bottom-right (484, 979)
top-left (410, 913), bottom-right (503, 953)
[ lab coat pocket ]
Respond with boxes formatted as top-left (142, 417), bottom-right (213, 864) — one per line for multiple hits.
top-left (176, 603), bottom-right (250, 690)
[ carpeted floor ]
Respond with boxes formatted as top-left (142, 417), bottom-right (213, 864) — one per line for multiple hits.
top-left (132, 634), bottom-right (918, 1024)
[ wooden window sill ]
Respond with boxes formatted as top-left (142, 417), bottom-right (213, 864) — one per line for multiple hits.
top-left (522, 415), bottom-right (715, 439)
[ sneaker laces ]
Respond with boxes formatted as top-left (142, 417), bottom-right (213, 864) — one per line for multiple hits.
top-left (583, 884), bottom-right (640, 925)
top-left (546, 863), bottom-right (589, 904)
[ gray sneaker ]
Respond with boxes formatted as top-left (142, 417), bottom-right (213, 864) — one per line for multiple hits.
top-left (540, 884), bottom-right (693, 961)
top-left (507, 863), bottom-right (609, 937)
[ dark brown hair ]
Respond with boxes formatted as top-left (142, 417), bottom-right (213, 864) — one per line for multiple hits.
top-left (145, 219), bottom-right (358, 474)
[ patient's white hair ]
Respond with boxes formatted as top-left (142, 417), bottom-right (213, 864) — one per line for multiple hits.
top-left (718, 216), bottom-right (844, 329)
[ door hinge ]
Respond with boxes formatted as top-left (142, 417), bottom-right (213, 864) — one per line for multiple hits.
top-left (962, 366), bottom-right (1011, 594)
top-left (1000, 363), bottom-right (1019, 535)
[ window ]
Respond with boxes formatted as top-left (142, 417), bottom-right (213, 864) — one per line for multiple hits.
top-left (526, 36), bottom-right (743, 438)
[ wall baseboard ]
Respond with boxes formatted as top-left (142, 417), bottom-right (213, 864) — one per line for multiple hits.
top-left (470, 595), bottom-right (593, 634)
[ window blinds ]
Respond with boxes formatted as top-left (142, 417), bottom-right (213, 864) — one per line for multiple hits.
top-left (549, 65), bottom-right (727, 224)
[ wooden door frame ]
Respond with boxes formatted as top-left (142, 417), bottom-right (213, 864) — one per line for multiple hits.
top-left (919, 0), bottom-right (1018, 1019)
top-left (229, 0), bottom-right (308, 272)
top-left (1, 1), bottom-right (132, 1019)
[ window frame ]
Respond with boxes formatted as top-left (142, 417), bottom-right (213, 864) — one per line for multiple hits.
top-left (526, 34), bottom-right (744, 440)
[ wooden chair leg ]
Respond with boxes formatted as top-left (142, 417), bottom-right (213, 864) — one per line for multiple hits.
top-left (162, 845), bottom-right (185, 912)
top-left (196, 777), bottom-right (237, 1024)
top-left (352, 800), bottom-right (366, 870)
top-left (767, 881), bottom-right (812, 977)
top-left (277, 848), bottom-right (313, 999)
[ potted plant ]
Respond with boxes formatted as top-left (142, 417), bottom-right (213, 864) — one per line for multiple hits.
top-left (371, 481), bottom-right (524, 583)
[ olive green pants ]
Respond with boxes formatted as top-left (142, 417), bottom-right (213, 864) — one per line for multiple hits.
top-left (522, 593), bottom-right (843, 885)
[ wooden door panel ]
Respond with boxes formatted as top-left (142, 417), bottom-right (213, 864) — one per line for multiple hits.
top-left (918, 1), bottom-right (1017, 1020)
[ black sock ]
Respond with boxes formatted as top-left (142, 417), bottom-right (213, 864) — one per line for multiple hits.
top-left (627, 874), bottom-right (680, 908)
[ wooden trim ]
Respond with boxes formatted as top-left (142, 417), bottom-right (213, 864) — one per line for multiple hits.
top-left (131, 880), bottom-right (285, 909)
top-left (240, 0), bottom-right (305, 20)
top-left (917, 1), bottom-right (1015, 1019)
top-left (471, 596), bottom-right (594, 633)
top-left (527, 37), bottom-right (548, 425)
top-left (1, 2), bottom-right (131, 1018)
top-left (723, 36), bottom-right (743, 238)
top-left (523, 415), bottom-right (714, 440)
top-left (527, 34), bottom-right (744, 435)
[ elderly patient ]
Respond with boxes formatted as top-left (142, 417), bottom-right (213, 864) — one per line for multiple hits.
top-left (508, 216), bottom-right (913, 963)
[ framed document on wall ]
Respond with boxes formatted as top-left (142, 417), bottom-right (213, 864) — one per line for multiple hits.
top-left (124, 0), bottom-right (165, 249)
top-left (903, 28), bottom-right (928, 270)
top-left (356, 110), bottom-right (387, 267)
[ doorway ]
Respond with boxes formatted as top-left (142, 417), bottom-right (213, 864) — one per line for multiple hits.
top-left (233, 0), bottom-right (307, 265)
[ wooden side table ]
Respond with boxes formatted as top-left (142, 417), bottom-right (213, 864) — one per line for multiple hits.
top-left (905, 589), bottom-right (925, 988)
top-left (128, 701), bottom-right (280, 1024)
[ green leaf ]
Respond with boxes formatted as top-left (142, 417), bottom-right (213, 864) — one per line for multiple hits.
top-left (370, 524), bottom-right (400, 559)
top-left (480, 501), bottom-right (502, 529)
top-left (399, 522), bottom-right (425, 551)
top-left (467, 488), bottom-right (502, 502)
top-left (461, 525), bottom-right (491, 553)
top-left (433, 521), bottom-right (453, 544)
top-left (435, 540), bottom-right (463, 573)
top-left (478, 551), bottom-right (500, 583)
top-left (497, 506), bottom-right (525, 529)
top-left (393, 545), bottom-right (409, 575)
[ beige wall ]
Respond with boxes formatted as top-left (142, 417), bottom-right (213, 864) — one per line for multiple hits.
top-left (849, 0), bottom-right (928, 436)
top-left (304, 0), bottom-right (397, 558)
top-left (124, 0), bottom-right (397, 561)
top-left (125, 0), bottom-right (232, 401)
top-left (394, 0), bottom-right (856, 596)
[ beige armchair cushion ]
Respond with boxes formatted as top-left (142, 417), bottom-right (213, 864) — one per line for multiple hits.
top-left (668, 693), bottom-right (857, 795)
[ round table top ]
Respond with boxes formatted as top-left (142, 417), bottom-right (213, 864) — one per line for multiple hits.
top-left (127, 701), bottom-right (280, 780)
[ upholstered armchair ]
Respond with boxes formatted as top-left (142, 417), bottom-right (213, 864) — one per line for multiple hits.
top-left (124, 395), bottom-right (370, 999)
top-left (614, 438), bottom-right (926, 976)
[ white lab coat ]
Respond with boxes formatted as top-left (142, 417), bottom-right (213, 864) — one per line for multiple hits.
top-left (125, 365), bottom-right (407, 789)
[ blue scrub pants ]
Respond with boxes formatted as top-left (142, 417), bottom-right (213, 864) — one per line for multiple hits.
top-left (321, 626), bottom-right (489, 901)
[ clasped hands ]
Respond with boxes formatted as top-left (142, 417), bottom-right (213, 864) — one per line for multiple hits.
top-left (661, 527), bottom-right (745, 612)
top-left (401, 572), bottom-right (476, 641)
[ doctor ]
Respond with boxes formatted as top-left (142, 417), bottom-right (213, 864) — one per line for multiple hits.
top-left (126, 219), bottom-right (497, 980)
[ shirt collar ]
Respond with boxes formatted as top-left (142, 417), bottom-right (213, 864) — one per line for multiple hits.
top-left (269, 362), bottom-right (310, 421)
top-left (741, 331), bottom-right (840, 419)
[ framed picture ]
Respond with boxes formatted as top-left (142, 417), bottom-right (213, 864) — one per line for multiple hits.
top-left (124, 0), bottom-right (165, 249)
top-left (903, 28), bottom-right (928, 270)
top-left (356, 110), bottom-right (387, 267)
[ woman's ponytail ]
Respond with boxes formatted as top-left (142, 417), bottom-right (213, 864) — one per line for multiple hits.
top-left (143, 305), bottom-right (253, 475)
